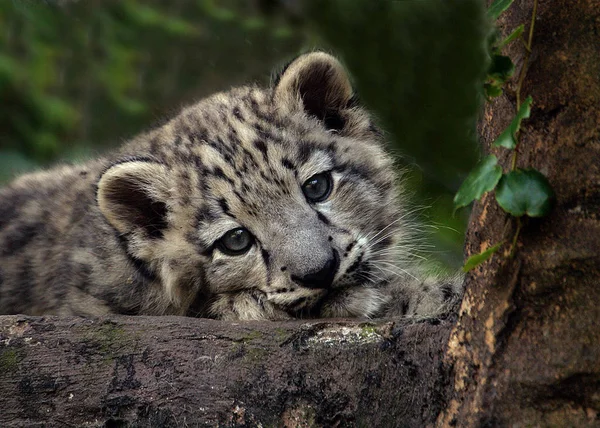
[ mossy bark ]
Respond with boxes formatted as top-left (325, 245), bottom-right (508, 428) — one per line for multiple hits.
top-left (0, 316), bottom-right (451, 427)
top-left (439, 0), bottom-right (600, 426)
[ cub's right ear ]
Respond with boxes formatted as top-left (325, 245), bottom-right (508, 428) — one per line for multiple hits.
top-left (97, 160), bottom-right (172, 238)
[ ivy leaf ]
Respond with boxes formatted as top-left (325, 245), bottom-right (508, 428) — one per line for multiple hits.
top-left (484, 82), bottom-right (503, 98)
top-left (454, 155), bottom-right (503, 210)
top-left (495, 169), bottom-right (555, 217)
top-left (462, 242), bottom-right (504, 272)
top-left (493, 96), bottom-right (533, 149)
top-left (488, 0), bottom-right (515, 20)
top-left (488, 54), bottom-right (514, 82)
top-left (498, 24), bottom-right (525, 48)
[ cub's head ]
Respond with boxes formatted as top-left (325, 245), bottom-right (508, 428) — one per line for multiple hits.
top-left (97, 52), bottom-right (411, 319)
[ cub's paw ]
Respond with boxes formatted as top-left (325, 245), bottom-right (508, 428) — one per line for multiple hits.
top-left (209, 290), bottom-right (292, 321)
top-left (381, 271), bottom-right (464, 320)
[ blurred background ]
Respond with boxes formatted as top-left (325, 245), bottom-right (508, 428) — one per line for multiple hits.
top-left (0, 0), bottom-right (489, 270)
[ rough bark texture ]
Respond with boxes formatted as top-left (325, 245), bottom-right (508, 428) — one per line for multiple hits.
top-left (0, 315), bottom-right (452, 427)
top-left (439, 0), bottom-right (600, 426)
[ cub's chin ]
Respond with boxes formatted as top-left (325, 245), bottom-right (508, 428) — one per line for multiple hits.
top-left (302, 286), bottom-right (387, 319)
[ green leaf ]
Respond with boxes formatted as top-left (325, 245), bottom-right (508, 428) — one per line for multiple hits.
top-left (454, 155), bottom-right (503, 210)
top-left (484, 83), bottom-right (503, 98)
top-left (493, 96), bottom-right (533, 149)
top-left (488, 54), bottom-right (514, 82)
top-left (495, 169), bottom-right (555, 217)
top-left (462, 242), bottom-right (504, 272)
top-left (488, 0), bottom-right (515, 20)
top-left (498, 24), bottom-right (525, 48)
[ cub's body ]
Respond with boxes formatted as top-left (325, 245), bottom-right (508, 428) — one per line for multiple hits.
top-left (0, 53), bottom-right (461, 320)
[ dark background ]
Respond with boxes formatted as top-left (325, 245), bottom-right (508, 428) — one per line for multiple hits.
top-left (0, 0), bottom-right (489, 269)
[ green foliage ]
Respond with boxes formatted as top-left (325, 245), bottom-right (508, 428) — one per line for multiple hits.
top-left (485, 48), bottom-right (515, 99)
top-left (487, 0), bottom-right (515, 20)
top-left (493, 96), bottom-right (532, 149)
top-left (498, 24), bottom-right (524, 48)
top-left (495, 169), bottom-right (554, 217)
top-left (453, 155), bottom-right (502, 210)
top-left (484, 1), bottom-right (521, 100)
top-left (0, 0), bottom-right (301, 172)
top-left (462, 241), bottom-right (504, 272)
top-left (454, 0), bottom-right (553, 271)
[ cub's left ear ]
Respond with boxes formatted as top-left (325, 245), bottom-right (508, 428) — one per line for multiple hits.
top-left (97, 160), bottom-right (172, 238)
top-left (274, 52), bottom-right (354, 131)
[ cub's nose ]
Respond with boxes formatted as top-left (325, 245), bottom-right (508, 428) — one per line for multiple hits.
top-left (292, 250), bottom-right (339, 289)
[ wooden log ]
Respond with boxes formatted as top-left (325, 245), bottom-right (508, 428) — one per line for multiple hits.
top-left (0, 315), bottom-right (452, 427)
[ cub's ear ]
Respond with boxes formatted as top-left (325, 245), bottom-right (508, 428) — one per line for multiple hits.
top-left (274, 52), bottom-right (354, 131)
top-left (97, 160), bottom-right (171, 238)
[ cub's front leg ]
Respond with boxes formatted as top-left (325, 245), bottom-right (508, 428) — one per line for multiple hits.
top-left (208, 290), bottom-right (292, 321)
top-left (381, 271), bottom-right (464, 319)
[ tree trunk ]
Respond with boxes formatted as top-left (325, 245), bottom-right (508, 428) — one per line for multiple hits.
top-left (1, 1), bottom-right (598, 427)
top-left (439, 0), bottom-right (600, 426)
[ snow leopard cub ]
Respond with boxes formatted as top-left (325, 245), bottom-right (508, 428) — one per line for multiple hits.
top-left (0, 52), bottom-right (462, 320)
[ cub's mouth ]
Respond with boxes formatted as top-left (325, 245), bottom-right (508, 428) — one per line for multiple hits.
top-left (277, 257), bottom-right (387, 319)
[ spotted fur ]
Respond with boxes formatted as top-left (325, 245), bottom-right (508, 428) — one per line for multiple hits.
top-left (0, 52), bottom-right (462, 319)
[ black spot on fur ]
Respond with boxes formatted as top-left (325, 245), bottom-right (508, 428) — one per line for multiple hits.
top-left (254, 123), bottom-right (280, 144)
top-left (347, 253), bottom-right (363, 274)
top-left (400, 297), bottom-right (410, 315)
top-left (0, 191), bottom-right (33, 229)
top-left (297, 141), bottom-right (312, 165)
top-left (253, 140), bottom-right (269, 162)
top-left (441, 283), bottom-right (456, 302)
top-left (228, 130), bottom-right (240, 146)
top-left (316, 211), bottom-right (331, 226)
top-left (116, 234), bottom-right (158, 282)
top-left (1, 222), bottom-right (44, 256)
top-left (332, 162), bottom-right (376, 181)
top-left (212, 167), bottom-right (235, 185)
top-left (261, 249), bottom-right (271, 269)
top-left (218, 198), bottom-right (234, 218)
top-left (280, 266), bottom-right (287, 272)
top-left (192, 154), bottom-right (203, 169)
top-left (233, 190), bottom-right (247, 205)
top-left (242, 148), bottom-right (259, 169)
top-left (281, 157), bottom-right (295, 170)
top-left (233, 106), bottom-right (244, 121)
top-left (195, 206), bottom-right (216, 225)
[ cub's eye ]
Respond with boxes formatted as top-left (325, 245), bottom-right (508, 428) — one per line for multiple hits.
top-left (218, 228), bottom-right (254, 255)
top-left (302, 172), bottom-right (333, 203)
